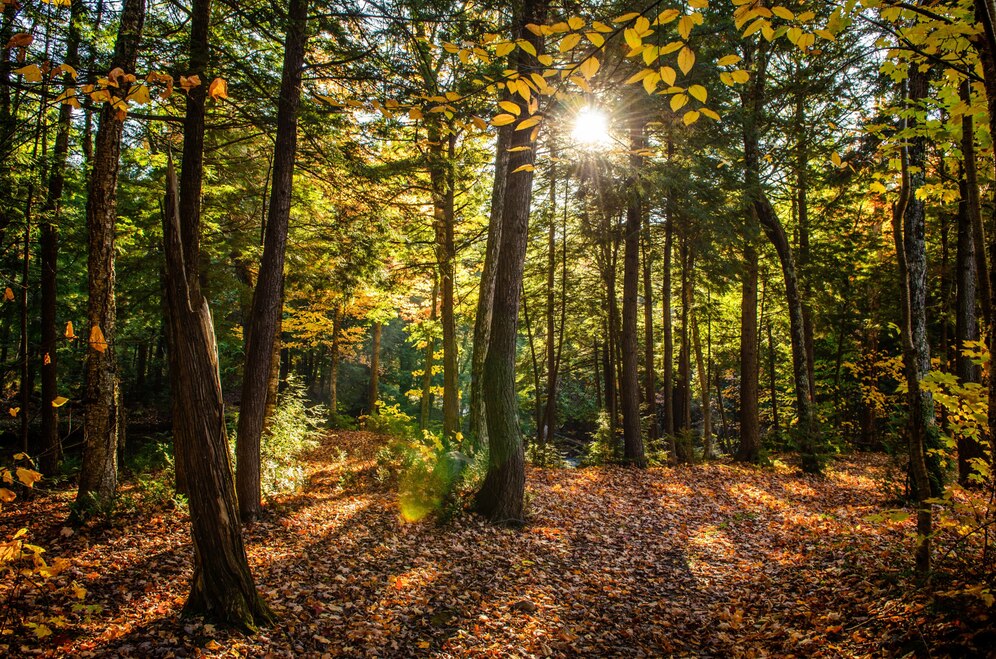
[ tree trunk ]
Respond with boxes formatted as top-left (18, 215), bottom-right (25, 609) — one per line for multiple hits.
top-left (737, 237), bottom-right (761, 464)
top-left (743, 43), bottom-right (818, 472)
top-left (956, 165), bottom-right (985, 484)
top-left (163, 162), bottom-right (274, 631)
top-left (662, 214), bottom-right (675, 445)
top-left (620, 121), bottom-right (646, 467)
top-left (236, 0), bottom-right (309, 523)
top-left (904, 68), bottom-right (943, 497)
top-left (77, 0), bottom-right (145, 506)
top-left (470, 125), bottom-right (509, 450)
top-left (692, 303), bottom-right (712, 459)
top-left (474, 0), bottom-right (546, 523)
top-left (39, 0), bottom-right (83, 474)
top-left (892, 76), bottom-right (933, 581)
top-left (420, 274), bottom-right (438, 431)
top-left (429, 124), bottom-right (460, 442)
top-left (971, 1), bottom-right (996, 467)
top-left (368, 321), bottom-right (381, 414)
top-left (642, 209), bottom-right (657, 442)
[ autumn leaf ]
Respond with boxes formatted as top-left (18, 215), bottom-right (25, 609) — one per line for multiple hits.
top-left (65, 320), bottom-right (76, 339)
top-left (208, 77), bottom-right (228, 100)
top-left (89, 325), bottom-right (109, 353)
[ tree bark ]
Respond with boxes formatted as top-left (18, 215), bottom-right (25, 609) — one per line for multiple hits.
top-left (620, 121), bottom-right (646, 467)
top-left (236, 0), bottom-right (309, 523)
top-left (642, 208), bottom-right (657, 442)
top-left (662, 212), bottom-right (675, 443)
top-left (737, 237), bottom-right (761, 464)
top-left (420, 275), bottom-right (438, 431)
top-left (163, 162), bottom-right (274, 631)
top-left (956, 165), bottom-right (985, 484)
top-left (470, 125), bottom-right (509, 450)
top-left (892, 76), bottom-right (933, 580)
top-left (77, 0), bottom-right (145, 505)
top-left (474, 0), bottom-right (546, 523)
top-left (429, 124), bottom-right (460, 442)
top-left (368, 321), bottom-right (381, 414)
top-left (904, 67), bottom-right (943, 497)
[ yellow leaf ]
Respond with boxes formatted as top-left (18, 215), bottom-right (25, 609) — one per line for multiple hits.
top-left (578, 56), bottom-right (600, 79)
top-left (772, 6), bottom-right (795, 20)
top-left (516, 116), bottom-right (542, 131)
top-left (525, 23), bottom-right (545, 36)
top-left (471, 116), bottom-right (488, 131)
top-left (624, 28), bottom-right (642, 51)
top-left (717, 54), bottom-right (741, 66)
top-left (568, 16), bottom-right (585, 31)
top-left (670, 93), bottom-right (688, 112)
top-left (625, 69), bottom-right (651, 85)
top-left (614, 12), bottom-right (641, 23)
top-left (491, 113), bottom-right (517, 126)
top-left (3, 287), bottom-right (14, 301)
top-left (678, 16), bottom-right (693, 40)
top-left (205, 640), bottom-right (223, 651)
top-left (559, 33), bottom-right (581, 53)
top-left (409, 107), bottom-right (424, 120)
top-left (655, 9), bottom-right (680, 25)
top-left (570, 75), bottom-right (592, 93)
top-left (586, 32), bottom-right (605, 47)
top-left (8, 407), bottom-right (18, 418)
top-left (643, 71), bottom-right (660, 94)
top-left (65, 320), bottom-right (76, 339)
top-left (208, 77), bottom-right (228, 100)
top-left (689, 0), bottom-right (708, 7)
top-left (677, 47), bottom-right (695, 74)
top-left (516, 39), bottom-right (536, 56)
top-left (16, 467), bottom-right (41, 487)
top-left (537, 54), bottom-right (554, 66)
top-left (831, 151), bottom-right (843, 167)
top-left (683, 110), bottom-right (700, 125)
top-left (15, 64), bottom-right (42, 83)
top-left (688, 84), bottom-right (707, 102)
top-left (731, 69), bottom-right (750, 84)
top-left (126, 84), bottom-right (151, 105)
top-left (498, 100), bottom-right (521, 116)
top-left (52, 396), bottom-right (69, 408)
top-left (89, 325), bottom-right (108, 353)
top-left (511, 164), bottom-right (535, 173)
top-left (659, 66), bottom-right (677, 86)
top-left (700, 107), bottom-right (720, 121)
top-left (495, 42), bottom-right (515, 57)
top-left (592, 21), bottom-right (613, 33)
top-left (0, 488), bottom-right (15, 503)
top-left (507, 146), bottom-right (531, 152)
top-left (43, 353), bottom-right (51, 365)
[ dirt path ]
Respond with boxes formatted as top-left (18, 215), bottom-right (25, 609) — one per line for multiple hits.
top-left (0, 431), bottom-right (987, 657)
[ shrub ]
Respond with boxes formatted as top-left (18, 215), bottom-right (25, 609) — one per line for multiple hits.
top-left (581, 411), bottom-right (617, 466)
top-left (257, 375), bottom-right (323, 497)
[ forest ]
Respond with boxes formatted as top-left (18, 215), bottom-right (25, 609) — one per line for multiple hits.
top-left (1, 0), bottom-right (996, 655)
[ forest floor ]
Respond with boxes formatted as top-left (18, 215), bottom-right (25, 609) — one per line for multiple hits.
top-left (2, 430), bottom-right (993, 658)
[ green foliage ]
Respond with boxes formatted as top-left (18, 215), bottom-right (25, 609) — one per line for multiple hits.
top-left (259, 376), bottom-right (323, 497)
top-left (367, 402), bottom-right (473, 521)
top-left (581, 411), bottom-right (618, 466)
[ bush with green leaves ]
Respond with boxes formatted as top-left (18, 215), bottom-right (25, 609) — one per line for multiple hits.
top-left (257, 375), bottom-right (324, 497)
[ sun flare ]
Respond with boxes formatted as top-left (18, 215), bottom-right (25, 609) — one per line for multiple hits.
top-left (571, 106), bottom-right (612, 148)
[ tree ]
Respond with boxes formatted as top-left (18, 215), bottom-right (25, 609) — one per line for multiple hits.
top-left (236, 0), bottom-right (310, 523)
top-left (77, 0), bottom-right (146, 507)
top-left (160, 0), bottom-right (274, 627)
top-left (474, 0), bottom-right (548, 523)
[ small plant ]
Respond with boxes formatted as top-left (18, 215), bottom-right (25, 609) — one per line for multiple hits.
top-left (257, 375), bottom-right (324, 497)
top-left (363, 402), bottom-right (418, 440)
top-left (582, 411), bottom-right (618, 466)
